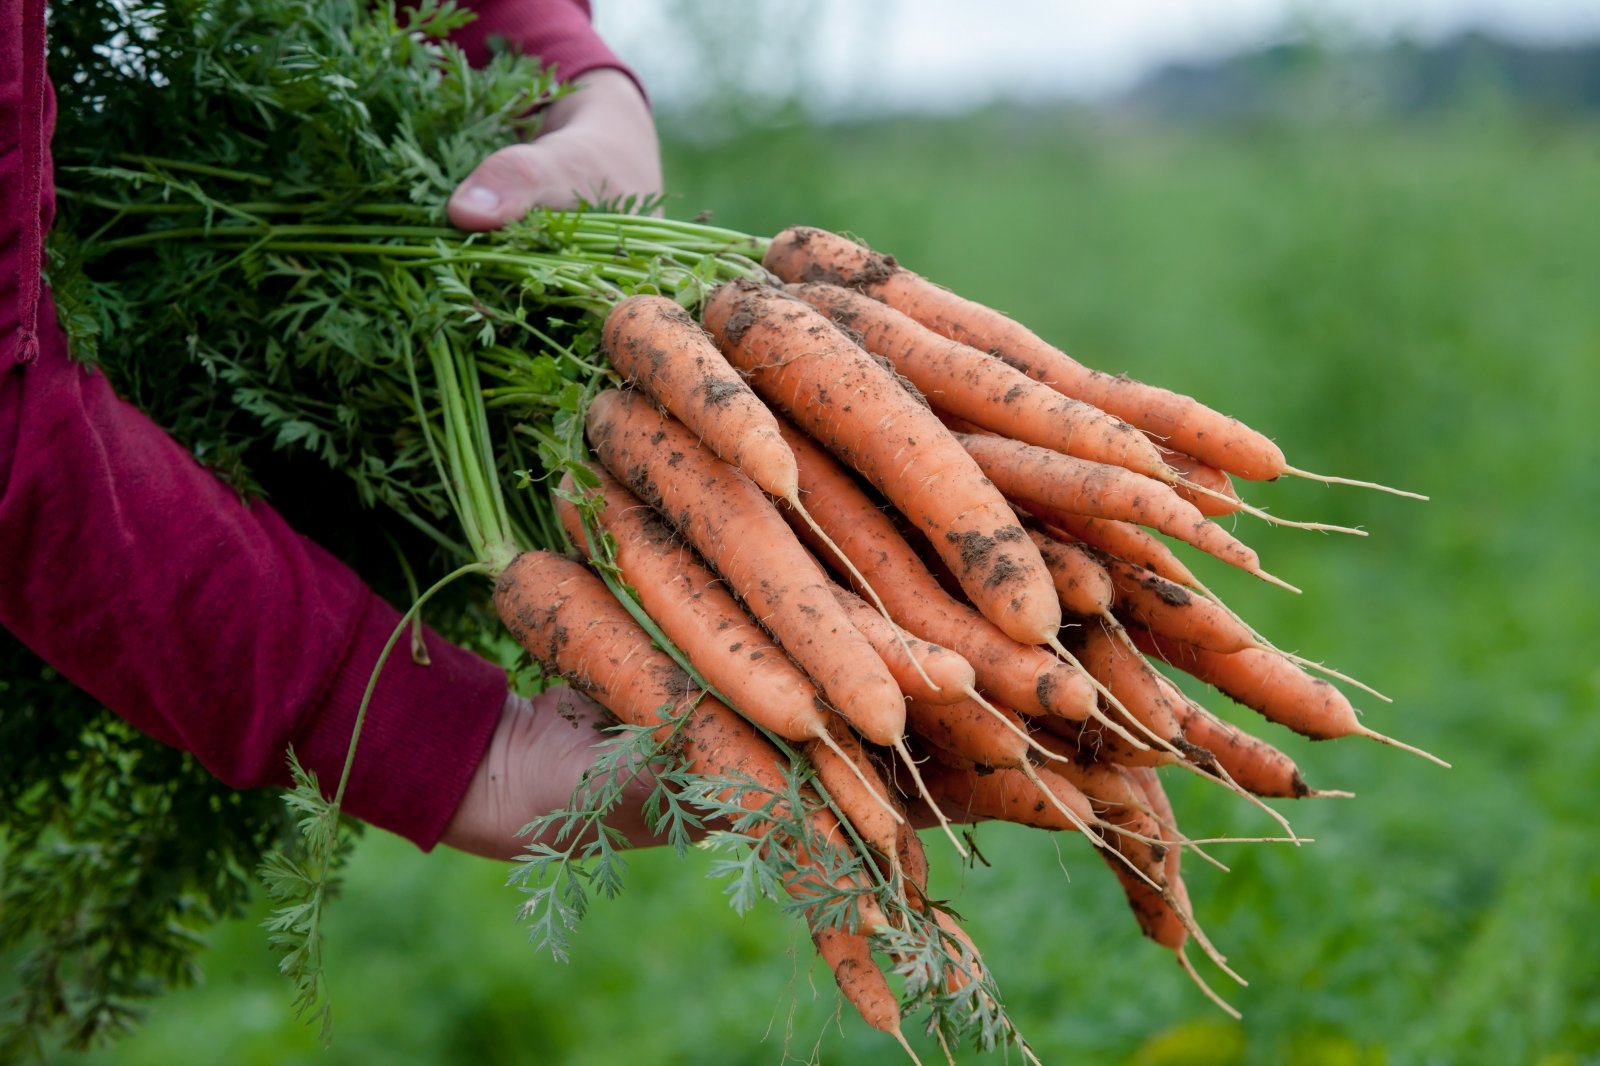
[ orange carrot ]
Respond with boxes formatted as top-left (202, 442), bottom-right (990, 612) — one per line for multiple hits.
top-left (828, 583), bottom-right (974, 705)
top-left (1037, 713), bottom-right (1182, 770)
top-left (905, 697), bottom-right (1100, 835)
top-left (1030, 510), bottom-right (1201, 589)
top-left (584, 387), bottom-right (905, 748)
top-left (556, 465), bottom-right (828, 740)
top-left (806, 713), bottom-right (911, 867)
top-left (1103, 555), bottom-right (1256, 654)
top-left (1026, 527), bottom-right (1115, 620)
top-left (602, 293), bottom-right (798, 499)
top-left (958, 433), bottom-right (1275, 583)
top-left (772, 416), bottom-right (1099, 725)
top-left (786, 280), bottom-right (1172, 482)
top-left (1131, 626), bottom-right (1446, 765)
top-left (811, 924), bottom-right (904, 1039)
top-left (921, 761), bottom-right (1095, 833)
top-left (763, 226), bottom-right (1286, 481)
top-left (1175, 700), bottom-right (1314, 799)
top-left (495, 549), bottom-right (889, 931)
top-left (559, 467), bottom-right (909, 838)
top-left (702, 280), bottom-right (1061, 646)
top-left (1159, 447), bottom-right (1241, 518)
top-left (1068, 617), bottom-right (1187, 751)
top-left (904, 697), bottom-right (1034, 773)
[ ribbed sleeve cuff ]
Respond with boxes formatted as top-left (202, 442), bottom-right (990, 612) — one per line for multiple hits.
top-left (291, 590), bottom-right (509, 851)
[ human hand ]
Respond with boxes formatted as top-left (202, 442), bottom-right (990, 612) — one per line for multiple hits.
top-left (447, 67), bottom-right (662, 230)
top-left (440, 687), bottom-right (662, 860)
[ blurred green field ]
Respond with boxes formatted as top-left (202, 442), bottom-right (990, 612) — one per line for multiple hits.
top-left (47, 104), bottom-right (1600, 1065)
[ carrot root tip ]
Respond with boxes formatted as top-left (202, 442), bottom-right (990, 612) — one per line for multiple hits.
top-left (1179, 944), bottom-right (1244, 1020)
top-left (1354, 726), bottom-right (1451, 768)
top-left (1281, 465), bottom-right (1430, 501)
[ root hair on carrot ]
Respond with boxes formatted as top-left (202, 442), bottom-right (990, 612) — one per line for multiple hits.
top-left (1179, 944), bottom-right (1243, 1020)
top-left (965, 686), bottom-right (1070, 763)
top-left (1253, 567), bottom-right (1303, 594)
top-left (1045, 634), bottom-right (1152, 751)
top-left (1353, 726), bottom-right (1451, 768)
top-left (891, 738), bottom-right (969, 859)
top-left (1281, 465), bottom-right (1429, 500)
top-left (1177, 477), bottom-right (1369, 535)
top-left (788, 491), bottom-right (942, 695)
top-left (811, 726), bottom-right (905, 826)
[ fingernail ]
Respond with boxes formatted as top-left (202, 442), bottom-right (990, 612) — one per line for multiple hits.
top-left (459, 185), bottom-right (501, 212)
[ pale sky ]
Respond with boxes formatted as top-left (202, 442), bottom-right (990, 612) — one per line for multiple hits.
top-left (594, 0), bottom-right (1600, 116)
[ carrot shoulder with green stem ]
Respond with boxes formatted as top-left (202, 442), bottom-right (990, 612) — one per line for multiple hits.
top-left (701, 280), bottom-right (1062, 648)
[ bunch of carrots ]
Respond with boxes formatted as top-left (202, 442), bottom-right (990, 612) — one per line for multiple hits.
top-left (38, 5), bottom-right (1440, 1054)
top-left (491, 225), bottom-right (1441, 1060)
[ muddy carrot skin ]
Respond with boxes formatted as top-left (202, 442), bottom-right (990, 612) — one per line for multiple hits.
top-left (785, 279), bottom-right (1171, 481)
top-left (702, 280), bottom-right (1061, 646)
top-left (585, 388), bottom-right (906, 747)
top-left (603, 293), bottom-right (799, 499)
top-left (763, 225), bottom-right (1287, 480)
top-left (773, 417), bottom-right (1098, 723)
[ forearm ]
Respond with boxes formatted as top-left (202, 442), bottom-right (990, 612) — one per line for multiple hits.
top-left (0, 293), bottom-right (508, 846)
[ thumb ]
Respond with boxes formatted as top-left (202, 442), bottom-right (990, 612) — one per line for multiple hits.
top-left (448, 143), bottom-right (581, 231)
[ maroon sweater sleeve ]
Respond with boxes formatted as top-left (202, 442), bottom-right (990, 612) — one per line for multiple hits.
top-left (449, 0), bottom-right (644, 98)
top-left (1, 0), bottom-right (508, 849)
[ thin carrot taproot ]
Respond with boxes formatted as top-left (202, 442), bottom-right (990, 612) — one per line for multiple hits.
top-left (828, 583), bottom-right (973, 705)
top-left (1029, 510), bottom-right (1202, 588)
top-left (904, 697), bottom-right (1101, 836)
top-left (1124, 768), bottom-right (1244, 1017)
top-left (920, 760), bottom-right (1095, 834)
top-left (811, 924), bottom-right (917, 1059)
top-left (1159, 447), bottom-right (1241, 517)
top-left (806, 712), bottom-right (912, 868)
top-left (702, 280), bottom-right (1062, 646)
top-left (785, 280), bottom-right (1173, 482)
top-left (1066, 617), bottom-right (1187, 751)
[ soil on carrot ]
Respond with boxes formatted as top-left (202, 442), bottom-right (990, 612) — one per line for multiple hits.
top-left (699, 378), bottom-right (745, 407)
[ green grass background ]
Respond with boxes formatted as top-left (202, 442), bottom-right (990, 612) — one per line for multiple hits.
top-left (48, 101), bottom-right (1600, 1064)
